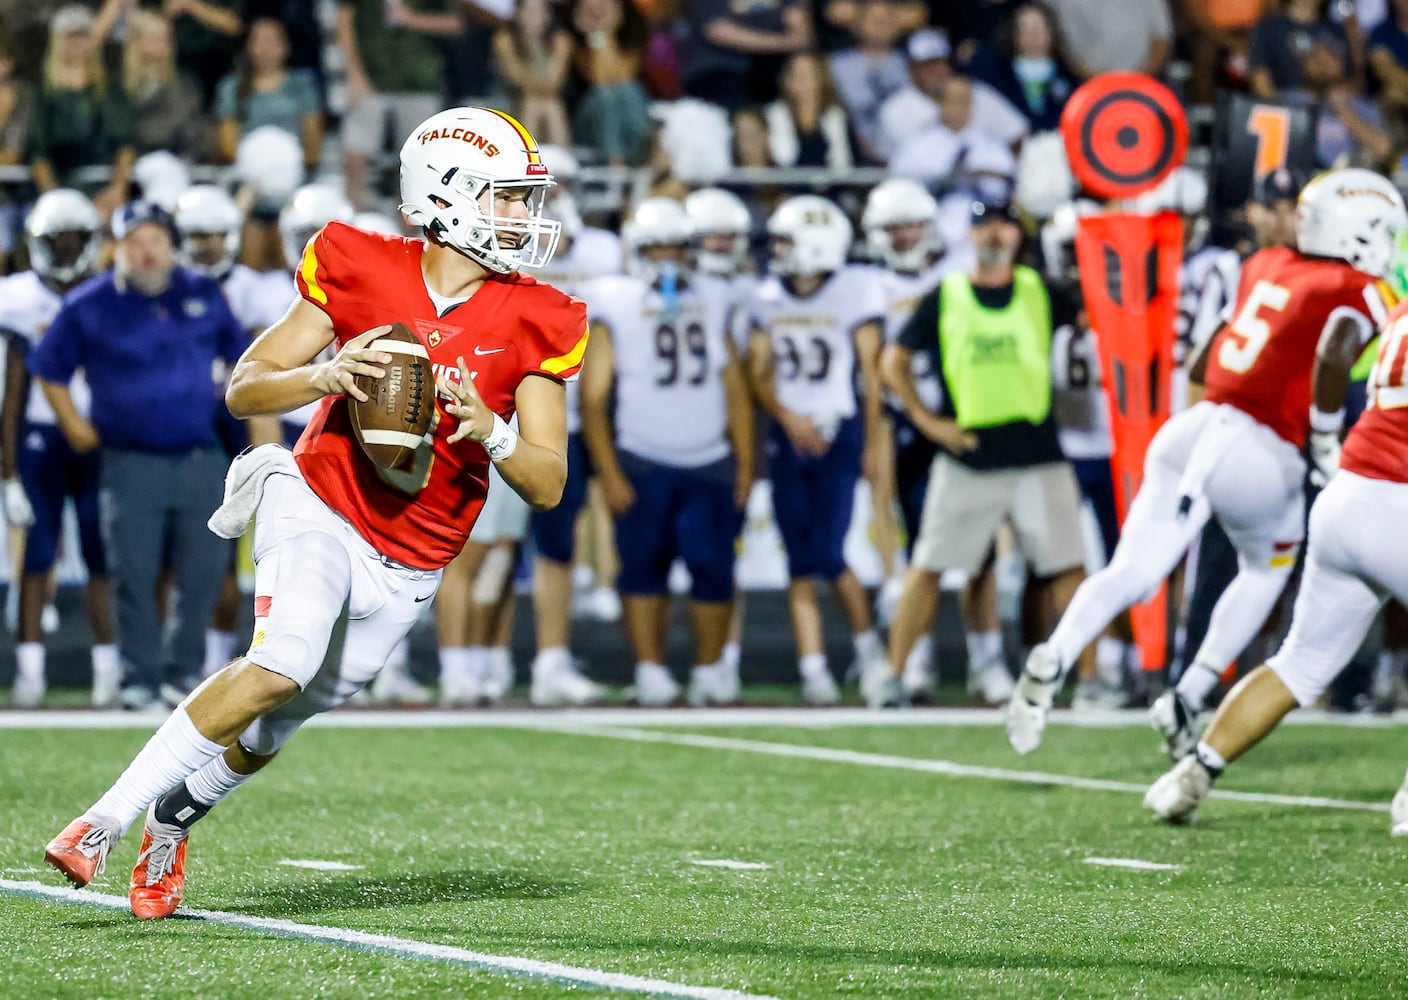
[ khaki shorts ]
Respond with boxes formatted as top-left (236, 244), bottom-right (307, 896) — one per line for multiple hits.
top-left (911, 455), bottom-right (1086, 577)
top-left (342, 92), bottom-right (444, 156)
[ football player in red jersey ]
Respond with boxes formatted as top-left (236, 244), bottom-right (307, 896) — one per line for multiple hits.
top-left (42, 107), bottom-right (587, 919)
top-left (1006, 168), bottom-right (1408, 757)
top-left (1147, 289), bottom-right (1408, 827)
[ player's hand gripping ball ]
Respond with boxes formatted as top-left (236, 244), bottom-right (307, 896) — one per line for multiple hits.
top-left (342, 322), bottom-right (434, 471)
top-left (436, 357), bottom-right (496, 445)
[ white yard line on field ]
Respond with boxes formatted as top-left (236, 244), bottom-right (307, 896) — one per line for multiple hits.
top-left (1083, 857), bottom-right (1183, 872)
top-left (277, 859), bottom-right (365, 871)
top-left (0, 706), bottom-right (1405, 730)
top-left (547, 726), bottom-right (1390, 814)
top-left (690, 860), bottom-right (772, 870)
top-left (0, 878), bottom-right (780, 1000)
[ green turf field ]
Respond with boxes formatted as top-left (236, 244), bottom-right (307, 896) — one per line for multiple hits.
top-left (1, 713), bottom-right (1404, 998)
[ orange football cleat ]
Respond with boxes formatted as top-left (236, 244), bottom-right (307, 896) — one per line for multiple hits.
top-left (44, 816), bottom-right (118, 888)
top-left (128, 807), bottom-right (189, 920)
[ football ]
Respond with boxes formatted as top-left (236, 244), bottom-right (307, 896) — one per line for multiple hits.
top-left (349, 322), bottom-right (433, 472)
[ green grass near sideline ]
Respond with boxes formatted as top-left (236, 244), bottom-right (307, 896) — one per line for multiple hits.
top-left (1, 721), bottom-right (1405, 999)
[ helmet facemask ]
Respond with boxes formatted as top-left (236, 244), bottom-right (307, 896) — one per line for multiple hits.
top-left (404, 170), bottom-right (560, 274)
top-left (29, 228), bottom-right (99, 286)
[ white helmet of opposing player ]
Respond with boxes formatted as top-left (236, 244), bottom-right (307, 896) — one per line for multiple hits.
top-left (25, 188), bottom-right (101, 286)
top-left (862, 178), bottom-right (941, 273)
top-left (351, 211), bottom-right (404, 236)
top-left (767, 195), bottom-right (852, 277)
top-left (133, 150), bottom-right (192, 214)
top-left (399, 106), bottom-right (561, 273)
top-left (278, 184), bottom-right (355, 270)
top-left (623, 197), bottom-right (694, 284)
top-left (1039, 198), bottom-right (1100, 284)
top-left (175, 185), bottom-right (243, 280)
top-left (1297, 168), bottom-right (1408, 278)
top-left (234, 125), bottom-right (305, 206)
top-left (685, 187), bottom-right (751, 276)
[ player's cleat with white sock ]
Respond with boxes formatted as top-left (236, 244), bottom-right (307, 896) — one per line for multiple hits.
top-left (1149, 690), bottom-right (1200, 760)
top-left (970, 659), bottom-right (1016, 706)
top-left (531, 651), bottom-right (605, 706)
top-left (801, 666), bottom-right (841, 706)
top-left (1005, 644), bottom-right (1062, 755)
top-left (482, 649), bottom-right (515, 703)
top-left (12, 664), bottom-right (44, 708)
top-left (632, 663), bottom-right (680, 706)
top-left (438, 666), bottom-right (483, 706)
top-left (129, 804), bottom-right (189, 919)
top-left (901, 636), bottom-right (936, 700)
top-left (862, 666), bottom-right (906, 709)
top-left (687, 663), bottom-right (738, 706)
top-left (1390, 770), bottom-right (1408, 836)
top-left (44, 815), bottom-right (120, 887)
top-left (1144, 754), bottom-right (1214, 823)
top-left (91, 658), bottom-right (121, 710)
top-left (369, 662), bottom-right (433, 705)
top-left (1072, 676), bottom-right (1126, 712)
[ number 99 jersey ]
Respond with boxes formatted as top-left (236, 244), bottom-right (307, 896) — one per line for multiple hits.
top-left (583, 272), bottom-right (734, 467)
top-left (1204, 246), bottom-right (1391, 449)
top-left (748, 265), bottom-right (887, 425)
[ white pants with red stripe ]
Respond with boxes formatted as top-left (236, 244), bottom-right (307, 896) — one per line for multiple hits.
top-left (1269, 470), bottom-right (1408, 705)
top-left (1047, 401), bottom-right (1305, 673)
top-left (240, 473), bottom-right (440, 755)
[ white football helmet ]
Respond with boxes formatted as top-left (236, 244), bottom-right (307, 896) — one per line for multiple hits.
top-left (623, 198), bottom-right (693, 284)
top-left (684, 188), bottom-right (751, 276)
top-left (1039, 198), bottom-right (1101, 284)
top-left (175, 185), bottom-right (243, 280)
top-left (767, 195), bottom-right (852, 277)
top-left (398, 106), bottom-right (560, 273)
top-left (538, 144), bottom-right (583, 239)
top-left (234, 125), bottom-right (305, 207)
top-left (278, 184), bottom-right (355, 270)
top-left (1297, 168), bottom-right (1408, 278)
top-left (863, 178), bottom-right (941, 273)
top-left (133, 150), bottom-right (192, 214)
top-left (351, 211), bottom-right (404, 236)
top-left (25, 189), bottom-right (101, 286)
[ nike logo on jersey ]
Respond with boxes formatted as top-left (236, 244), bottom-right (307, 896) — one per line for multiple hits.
top-left (414, 593), bottom-right (433, 602)
top-left (473, 346), bottom-right (505, 356)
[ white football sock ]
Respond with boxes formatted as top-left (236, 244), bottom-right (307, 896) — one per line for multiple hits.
top-left (85, 708), bottom-right (225, 836)
top-left (1194, 740), bottom-right (1226, 774)
top-left (533, 646), bottom-right (570, 673)
top-left (852, 630), bottom-right (881, 661)
top-left (466, 646), bottom-right (490, 681)
top-left (16, 641), bottom-right (43, 679)
top-left (722, 641), bottom-right (741, 672)
top-left (203, 629), bottom-right (237, 678)
top-left (905, 633), bottom-right (933, 677)
top-left (1176, 660), bottom-right (1224, 713)
top-left (1096, 637), bottom-right (1126, 687)
top-left (438, 645), bottom-right (472, 680)
top-left (966, 630), bottom-right (1001, 670)
top-left (185, 752), bottom-right (251, 808)
top-left (91, 643), bottom-right (118, 676)
top-left (799, 652), bottom-right (829, 678)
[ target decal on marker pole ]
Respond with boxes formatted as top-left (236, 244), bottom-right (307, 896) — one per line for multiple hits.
top-left (1059, 72), bottom-right (1188, 200)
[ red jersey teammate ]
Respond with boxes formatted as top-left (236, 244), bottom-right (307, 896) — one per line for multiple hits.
top-left (1147, 289), bottom-right (1408, 827)
top-left (1006, 168), bottom-right (1407, 757)
top-left (41, 107), bottom-right (586, 919)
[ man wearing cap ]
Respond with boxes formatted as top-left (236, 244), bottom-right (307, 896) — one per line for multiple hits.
top-left (868, 195), bottom-right (1091, 707)
top-left (874, 28), bottom-right (1028, 161)
top-left (28, 201), bottom-right (248, 710)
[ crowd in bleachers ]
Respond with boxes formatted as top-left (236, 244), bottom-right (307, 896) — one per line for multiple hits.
top-left (5, 0), bottom-right (1408, 714)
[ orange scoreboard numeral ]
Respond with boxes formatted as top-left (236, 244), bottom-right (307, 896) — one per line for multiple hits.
top-left (1247, 105), bottom-right (1291, 178)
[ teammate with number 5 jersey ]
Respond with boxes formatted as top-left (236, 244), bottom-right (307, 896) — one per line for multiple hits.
top-left (748, 195), bottom-right (889, 705)
top-left (1147, 292), bottom-right (1408, 826)
top-left (1008, 168), bottom-right (1407, 757)
top-left (580, 199), bottom-right (754, 706)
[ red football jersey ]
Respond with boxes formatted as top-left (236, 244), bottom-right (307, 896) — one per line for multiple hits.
top-left (292, 222), bottom-right (588, 569)
top-left (1343, 298), bottom-right (1408, 483)
top-left (1204, 246), bottom-right (1389, 448)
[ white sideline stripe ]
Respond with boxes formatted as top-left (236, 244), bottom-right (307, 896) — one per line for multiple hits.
top-left (1083, 857), bottom-right (1183, 872)
top-left (2, 706), bottom-right (1407, 730)
top-left (0, 879), bottom-right (779, 1000)
top-left (690, 860), bottom-right (771, 871)
top-left (278, 859), bottom-right (365, 871)
top-left (556, 726), bottom-right (1390, 814)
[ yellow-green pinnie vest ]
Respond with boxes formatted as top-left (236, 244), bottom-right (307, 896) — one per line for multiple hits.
top-left (937, 266), bottom-right (1052, 429)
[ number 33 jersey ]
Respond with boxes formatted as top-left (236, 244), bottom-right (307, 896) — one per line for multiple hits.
top-left (583, 273), bottom-right (734, 467)
top-left (1204, 246), bottom-right (1391, 449)
top-left (748, 266), bottom-right (887, 426)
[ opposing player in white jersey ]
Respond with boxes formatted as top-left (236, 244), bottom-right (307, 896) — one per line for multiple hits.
top-left (0, 190), bottom-right (116, 707)
top-left (581, 198), bottom-right (753, 705)
top-left (1007, 169), bottom-right (1406, 756)
top-left (522, 144), bottom-right (622, 705)
top-left (748, 195), bottom-right (888, 703)
top-left (684, 186), bottom-right (756, 678)
top-left (177, 185), bottom-right (308, 682)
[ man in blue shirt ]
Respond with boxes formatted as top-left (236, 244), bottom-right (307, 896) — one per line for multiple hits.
top-left (30, 201), bottom-right (248, 710)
